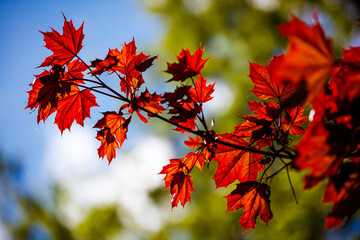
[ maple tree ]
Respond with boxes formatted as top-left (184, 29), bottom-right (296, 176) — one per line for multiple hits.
top-left (26, 13), bottom-right (360, 233)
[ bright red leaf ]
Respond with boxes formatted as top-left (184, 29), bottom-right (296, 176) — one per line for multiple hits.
top-left (55, 85), bottom-right (98, 133)
top-left (184, 136), bottom-right (202, 149)
top-left (137, 90), bottom-right (165, 116)
top-left (276, 13), bottom-right (334, 105)
top-left (294, 120), bottom-right (352, 188)
top-left (281, 106), bottom-right (308, 136)
top-left (40, 14), bottom-right (85, 67)
top-left (160, 152), bottom-right (205, 189)
top-left (249, 54), bottom-right (293, 100)
top-left (189, 75), bottom-right (215, 103)
top-left (93, 112), bottom-right (129, 163)
top-left (213, 134), bottom-right (263, 188)
top-left (96, 128), bottom-right (119, 163)
top-left (225, 182), bottom-right (272, 232)
top-left (64, 59), bottom-right (87, 83)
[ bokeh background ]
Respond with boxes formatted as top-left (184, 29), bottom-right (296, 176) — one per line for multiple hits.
top-left (1, 0), bottom-right (360, 239)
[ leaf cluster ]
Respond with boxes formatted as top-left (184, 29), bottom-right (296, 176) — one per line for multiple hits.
top-left (26, 13), bottom-right (360, 233)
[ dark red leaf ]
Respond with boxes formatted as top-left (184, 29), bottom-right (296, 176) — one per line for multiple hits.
top-left (166, 45), bottom-right (208, 81)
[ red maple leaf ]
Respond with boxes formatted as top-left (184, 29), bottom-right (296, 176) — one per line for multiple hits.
top-left (40, 14), bottom-right (85, 67)
top-left (340, 46), bottom-right (360, 69)
top-left (136, 90), bottom-right (165, 116)
top-left (294, 120), bottom-right (352, 188)
top-left (248, 101), bottom-right (280, 121)
top-left (184, 136), bottom-right (202, 149)
top-left (95, 128), bottom-right (119, 163)
top-left (188, 74), bottom-right (215, 103)
top-left (64, 59), bottom-right (87, 83)
top-left (135, 56), bottom-right (157, 72)
top-left (160, 159), bottom-right (185, 189)
top-left (93, 112), bottom-right (129, 163)
top-left (27, 71), bottom-right (47, 110)
top-left (90, 39), bottom-right (155, 96)
top-left (119, 90), bottom-right (164, 124)
top-left (249, 54), bottom-right (293, 100)
top-left (323, 163), bottom-right (360, 230)
top-left (112, 39), bottom-right (139, 74)
top-left (160, 152), bottom-right (205, 189)
top-left (234, 101), bottom-right (279, 144)
top-left (161, 85), bottom-right (199, 133)
top-left (225, 182), bottom-right (273, 232)
top-left (213, 134), bottom-right (263, 188)
top-left (55, 85), bottom-right (98, 133)
top-left (26, 66), bottom-right (70, 123)
top-left (166, 45), bottom-right (208, 81)
top-left (170, 172), bottom-right (196, 208)
top-left (276, 13), bottom-right (334, 106)
top-left (281, 106), bottom-right (308, 136)
top-left (90, 56), bottom-right (118, 76)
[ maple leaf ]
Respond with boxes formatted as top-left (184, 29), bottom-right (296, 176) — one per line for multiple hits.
top-left (171, 117), bottom-right (197, 134)
top-left (36, 66), bottom-right (68, 111)
top-left (281, 106), bottom-right (308, 136)
top-left (249, 54), bottom-right (293, 100)
top-left (40, 14), bottom-right (85, 67)
top-left (334, 48), bottom-right (360, 103)
top-left (162, 85), bottom-right (191, 105)
top-left (340, 46), bottom-right (360, 69)
top-left (323, 163), bottom-right (360, 230)
top-left (160, 152), bottom-right (204, 190)
top-left (26, 73), bottom-right (47, 111)
top-left (96, 128), bottom-right (119, 163)
top-left (64, 59), bottom-right (87, 83)
top-left (213, 134), bottom-right (263, 188)
top-left (184, 136), bottom-right (202, 149)
top-left (247, 101), bottom-right (280, 121)
top-left (93, 112), bottom-right (129, 163)
top-left (160, 159), bottom-right (185, 189)
top-left (170, 172), bottom-right (196, 208)
top-left (25, 75), bottom-right (57, 124)
top-left (90, 39), bottom-right (155, 96)
top-left (113, 39), bottom-right (138, 74)
top-left (135, 56), bottom-right (157, 72)
top-left (55, 85), bottom-right (98, 133)
top-left (26, 66), bottom-right (69, 123)
top-left (294, 120), bottom-right (352, 188)
top-left (276, 13), bottom-right (334, 106)
top-left (98, 39), bottom-right (151, 76)
top-left (119, 90), bottom-right (164, 124)
top-left (188, 75), bottom-right (215, 103)
top-left (166, 45), bottom-right (208, 81)
top-left (90, 56), bottom-right (118, 76)
top-left (225, 182), bottom-right (273, 232)
top-left (234, 101), bottom-right (279, 144)
top-left (182, 151), bottom-right (205, 171)
top-left (136, 90), bottom-right (165, 116)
